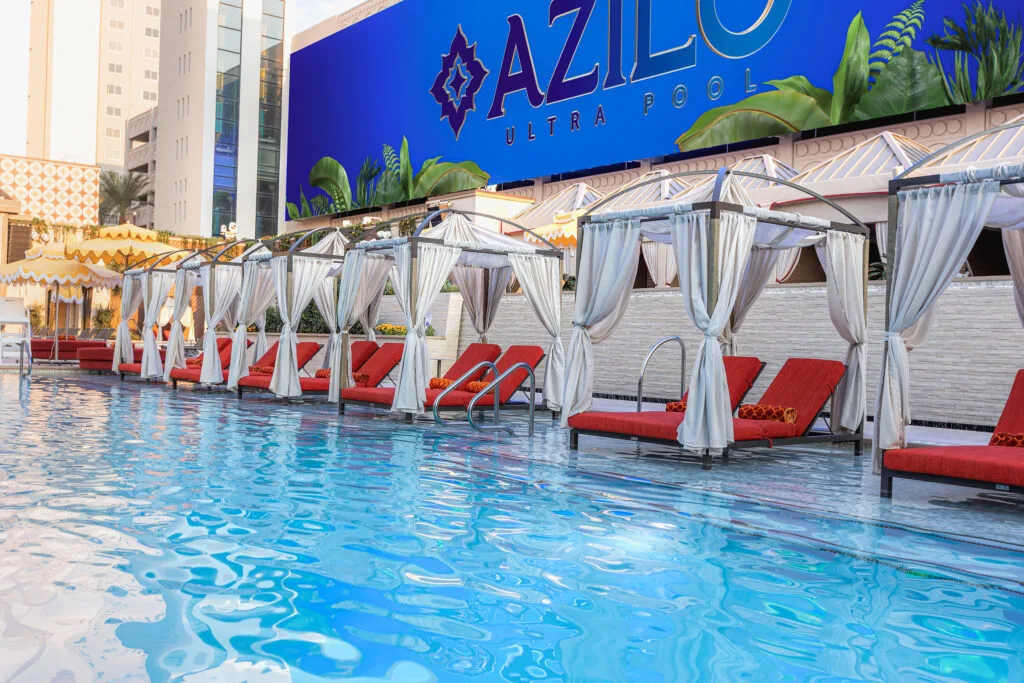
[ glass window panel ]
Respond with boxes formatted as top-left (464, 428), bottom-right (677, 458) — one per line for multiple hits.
top-left (262, 0), bottom-right (284, 18)
top-left (217, 49), bottom-right (241, 73)
top-left (218, 27), bottom-right (241, 52)
top-left (262, 16), bottom-right (283, 40)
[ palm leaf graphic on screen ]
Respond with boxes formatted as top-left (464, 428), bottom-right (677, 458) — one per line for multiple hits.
top-left (287, 137), bottom-right (489, 219)
top-left (674, 1), bottom-right (955, 152)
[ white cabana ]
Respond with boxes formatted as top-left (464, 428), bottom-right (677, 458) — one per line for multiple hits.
top-left (226, 242), bottom-right (276, 390)
top-left (267, 230), bottom-right (347, 398)
top-left (347, 210), bottom-right (565, 414)
top-left (874, 118), bottom-right (1024, 471)
top-left (163, 261), bottom-right (202, 382)
top-left (197, 245), bottom-right (245, 384)
top-left (563, 169), bottom-right (870, 455)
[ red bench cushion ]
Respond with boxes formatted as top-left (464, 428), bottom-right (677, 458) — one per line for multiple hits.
top-left (445, 343), bottom-right (502, 390)
top-left (885, 446), bottom-right (1024, 487)
top-left (749, 358), bottom-right (846, 436)
top-left (170, 367), bottom-right (229, 383)
top-left (341, 386), bottom-right (395, 404)
top-left (355, 343), bottom-right (403, 388)
top-left (350, 340), bottom-right (378, 372)
top-left (568, 411), bottom-right (684, 441)
top-left (732, 418), bottom-right (802, 442)
top-left (490, 345), bottom-right (546, 403)
top-left (992, 369), bottom-right (1024, 442)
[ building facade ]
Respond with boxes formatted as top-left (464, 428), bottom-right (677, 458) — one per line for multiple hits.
top-left (124, 108), bottom-right (158, 229)
top-left (26, 0), bottom-right (162, 168)
top-left (155, 0), bottom-right (288, 238)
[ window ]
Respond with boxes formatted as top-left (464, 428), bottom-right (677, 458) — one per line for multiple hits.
top-left (108, 63), bottom-right (122, 74)
top-left (109, 0), bottom-right (124, 8)
top-left (143, 90), bottom-right (157, 101)
top-left (104, 150), bottom-right (121, 161)
top-left (108, 41), bottom-right (124, 52)
top-left (145, 48), bottom-right (158, 59)
top-left (106, 84), bottom-right (122, 95)
top-left (145, 70), bottom-right (158, 80)
top-left (109, 19), bottom-right (125, 30)
top-left (105, 106), bottom-right (122, 117)
top-left (146, 6), bottom-right (160, 16)
top-left (145, 27), bottom-right (159, 38)
top-left (105, 128), bottom-right (121, 139)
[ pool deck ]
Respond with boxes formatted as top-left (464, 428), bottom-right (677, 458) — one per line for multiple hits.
top-left (7, 373), bottom-right (1024, 556)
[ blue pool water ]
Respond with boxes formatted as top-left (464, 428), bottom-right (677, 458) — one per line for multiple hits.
top-left (1, 376), bottom-right (1023, 681)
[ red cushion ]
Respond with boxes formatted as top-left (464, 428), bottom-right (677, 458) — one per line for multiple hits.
top-left (340, 386), bottom-right (396, 404)
top-left (568, 411), bottom-right (684, 441)
top-left (350, 340), bottom-right (378, 372)
top-left (170, 367), bottom-right (229, 383)
top-left (732, 418), bottom-right (801, 442)
top-left (118, 363), bottom-right (142, 375)
top-left (678, 356), bottom-right (763, 409)
top-left (300, 376), bottom-right (331, 393)
top-left (444, 343), bottom-right (502, 390)
top-left (355, 343), bottom-right (403, 388)
top-left (217, 339), bottom-right (234, 367)
top-left (239, 373), bottom-right (272, 389)
top-left (992, 369), bottom-right (1024, 442)
top-left (885, 446), bottom-right (1024, 487)
top-left (490, 345), bottom-right (546, 403)
top-left (754, 358), bottom-right (846, 436)
top-left (251, 342), bottom-right (281, 368)
top-left (295, 342), bottom-right (322, 371)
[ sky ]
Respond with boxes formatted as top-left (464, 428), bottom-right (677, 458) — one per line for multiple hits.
top-left (0, 0), bottom-right (366, 156)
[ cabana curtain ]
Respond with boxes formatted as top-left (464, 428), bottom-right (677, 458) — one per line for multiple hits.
top-left (451, 265), bottom-right (513, 342)
top-left (227, 260), bottom-right (276, 389)
top-left (111, 275), bottom-right (144, 371)
top-left (139, 271), bottom-right (175, 378)
top-left (641, 242), bottom-right (677, 288)
top-left (329, 250), bottom-right (366, 402)
top-left (822, 231), bottom-right (868, 432)
top-left (268, 255), bottom-right (337, 398)
top-left (561, 220), bottom-right (642, 424)
top-left (313, 278), bottom-right (339, 370)
top-left (357, 256), bottom-right (393, 341)
top-left (391, 242), bottom-right (463, 413)
top-left (721, 248), bottom-right (781, 355)
top-left (674, 212), bottom-right (756, 451)
top-left (509, 253), bottom-right (566, 411)
top-left (163, 268), bottom-right (198, 382)
top-left (873, 181), bottom-right (1000, 469)
top-left (200, 265), bottom-right (242, 384)
top-left (1003, 229), bottom-right (1024, 326)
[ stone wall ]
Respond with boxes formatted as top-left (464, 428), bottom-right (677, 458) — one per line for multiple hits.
top-left (455, 279), bottom-right (1024, 429)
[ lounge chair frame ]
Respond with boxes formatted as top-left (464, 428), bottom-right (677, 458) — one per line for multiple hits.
top-left (880, 462), bottom-right (1023, 499)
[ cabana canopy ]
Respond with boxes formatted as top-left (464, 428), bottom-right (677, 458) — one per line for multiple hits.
top-left (511, 182), bottom-right (603, 231)
top-left (349, 210), bottom-right (565, 414)
top-left (563, 168), bottom-right (870, 453)
top-left (874, 118), bottom-right (1024, 470)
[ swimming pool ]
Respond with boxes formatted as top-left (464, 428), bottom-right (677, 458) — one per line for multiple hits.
top-left (2, 376), bottom-right (1023, 681)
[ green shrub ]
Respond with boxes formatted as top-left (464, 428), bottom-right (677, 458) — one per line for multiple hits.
top-left (28, 304), bottom-right (44, 330)
top-left (92, 306), bottom-right (115, 329)
top-left (263, 303), bottom-right (333, 335)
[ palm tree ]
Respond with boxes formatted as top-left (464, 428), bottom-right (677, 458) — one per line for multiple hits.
top-left (99, 170), bottom-right (150, 224)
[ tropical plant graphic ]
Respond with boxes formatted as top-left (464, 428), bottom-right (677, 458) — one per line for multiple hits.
top-left (287, 137), bottom-right (489, 219)
top-left (927, 1), bottom-right (1024, 103)
top-left (675, 0), bottom-right (1024, 152)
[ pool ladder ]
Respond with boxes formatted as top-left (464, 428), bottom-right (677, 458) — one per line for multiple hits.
top-left (636, 336), bottom-right (686, 411)
top-left (432, 360), bottom-right (538, 436)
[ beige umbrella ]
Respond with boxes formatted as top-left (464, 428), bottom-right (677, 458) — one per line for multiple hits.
top-left (67, 223), bottom-right (178, 265)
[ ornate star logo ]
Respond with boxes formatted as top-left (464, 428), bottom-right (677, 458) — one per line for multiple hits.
top-left (431, 26), bottom-right (488, 140)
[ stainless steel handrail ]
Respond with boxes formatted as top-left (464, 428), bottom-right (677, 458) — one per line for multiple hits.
top-left (467, 362), bottom-right (537, 436)
top-left (432, 360), bottom-right (499, 428)
top-left (637, 337), bottom-right (686, 412)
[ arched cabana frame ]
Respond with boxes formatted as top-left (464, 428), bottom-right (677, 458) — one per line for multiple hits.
top-left (566, 167), bottom-right (872, 467)
top-left (875, 119), bottom-right (1024, 497)
top-left (338, 208), bottom-right (565, 423)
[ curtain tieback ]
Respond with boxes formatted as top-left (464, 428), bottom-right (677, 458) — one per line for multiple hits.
top-left (883, 331), bottom-right (903, 343)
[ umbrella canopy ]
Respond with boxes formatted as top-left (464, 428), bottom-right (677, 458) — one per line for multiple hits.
top-left (49, 286), bottom-right (85, 304)
top-left (67, 223), bottom-right (177, 264)
top-left (0, 243), bottom-right (122, 289)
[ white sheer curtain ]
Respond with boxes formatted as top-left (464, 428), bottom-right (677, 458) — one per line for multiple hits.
top-left (139, 271), bottom-right (175, 378)
top-left (675, 211), bottom-right (757, 451)
top-left (874, 220), bottom-right (935, 350)
top-left (227, 260), bottom-right (276, 389)
top-left (720, 248), bottom-right (779, 355)
top-left (163, 268), bottom-right (198, 381)
top-left (357, 256), bottom-right (393, 341)
top-left (112, 274), bottom-right (144, 371)
top-left (509, 253), bottom-right (566, 411)
top-left (329, 250), bottom-right (366, 402)
top-left (269, 255), bottom-right (339, 398)
top-left (873, 182), bottom-right (999, 469)
top-left (641, 241), bottom-right (678, 288)
top-left (560, 220), bottom-right (642, 425)
top-left (774, 247), bottom-right (802, 282)
top-left (199, 265), bottom-right (241, 384)
top-left (391, 243), bottom-right (463, 414)
top-left (822, 231), bottom-right (868, 432)
top-left (1003, 229), bottom-right (1024, 326)
top-left (451, 265), bottom-right (513, 342)
top-left (313, 277), bottom-right (339, 370)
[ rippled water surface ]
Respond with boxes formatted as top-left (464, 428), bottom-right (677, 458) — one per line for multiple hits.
top-left (2, 376), bottom-right (1024, 682)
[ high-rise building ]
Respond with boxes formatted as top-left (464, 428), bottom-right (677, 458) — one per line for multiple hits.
top-left (155, 0), bottom-right (288, 238)
top-left (26, 0), bottom-right (162, 168)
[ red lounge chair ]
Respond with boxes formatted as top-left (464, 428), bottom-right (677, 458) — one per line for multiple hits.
top-left (79, 345), bottom-right (142, 372)
top-left (340, 342), bottom-right (502, 411)
top-left (728, 358), bottom-right (850, 449)
top-left (569, 356), bottom-right (765, 446)
top-left (428, 345), bottom-right (546, 408)
top-left (169, 339), bottom-right (239, 387)
top-left (234, 341), bottom-right (324, 395)
top-left (281, 341), bottom-right (406, 396)
top-left (881, 369), bottom-right (1024, 498)
top-left (118, 339), bottom-right (225, 380)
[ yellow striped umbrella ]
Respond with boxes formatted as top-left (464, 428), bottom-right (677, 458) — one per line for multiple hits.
top-left (0, 243), bottom-right (122, 289)
top-left (67, 223), bottom-right (178, 265)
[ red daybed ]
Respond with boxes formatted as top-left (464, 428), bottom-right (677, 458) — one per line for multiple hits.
top-left (32, 338), bottom-right (107, 361)
top-left (229, 341), bottom-right (324, 394)
top-left (236, 340), bottom-right (398, 397)
top-left (568, 355), bottom-right (765, 446)
top-left (881, 369), bottom-right (1024, 498)
top-left (169, 338), bottom-right (244, 387)
top-left (78, 346), bottom-right (141, 372)
top-left (118, 339), bottom-right (224, 380)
